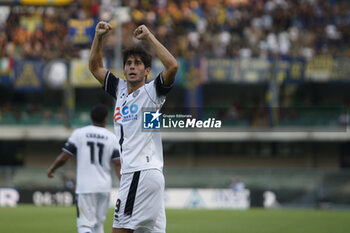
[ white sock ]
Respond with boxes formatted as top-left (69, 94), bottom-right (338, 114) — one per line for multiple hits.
top-left (94, 223), bottom-right (104, 233)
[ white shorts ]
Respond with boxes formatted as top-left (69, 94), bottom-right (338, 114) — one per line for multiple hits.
top-left (76, 192), bottom-right (110, 228)
top-left (112, 169), bottom-right (166, 233)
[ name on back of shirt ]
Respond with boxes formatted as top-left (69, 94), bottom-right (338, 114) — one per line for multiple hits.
top-left (86, 133), bottom-right (108, 140)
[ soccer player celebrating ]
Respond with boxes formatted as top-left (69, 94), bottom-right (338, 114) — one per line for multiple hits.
top-left (89, 21), bottom-right (178, 233)
top-left (47, 104), bottom-right (121, 233)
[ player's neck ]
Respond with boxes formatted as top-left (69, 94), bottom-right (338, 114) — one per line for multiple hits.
top-left (92, 122), bottom-right (105, 127)
top-left (127, 81), bottom-right (144, 94)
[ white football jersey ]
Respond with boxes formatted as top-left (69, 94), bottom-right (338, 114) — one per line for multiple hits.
top-left (104, 71), bottom-right (172, 174)
top-left (63, 125), bottom-right (120, 193)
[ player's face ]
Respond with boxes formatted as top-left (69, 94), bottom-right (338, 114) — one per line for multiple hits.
top-left (124, 55), bottom-right (150, 85)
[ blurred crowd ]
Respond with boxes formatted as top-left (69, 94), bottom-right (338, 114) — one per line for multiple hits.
top-left (0, 0), bottom-right (350, 60)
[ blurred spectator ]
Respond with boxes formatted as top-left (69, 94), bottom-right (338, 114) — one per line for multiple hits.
top-left (251, 102), bottom-right (270, 127)
top-left (1, 0), bottom-right (350, 127)
top-left (225, 103), bottom-right (240, 121)
top-left (0, 0), bottom-right (350, 59)
top-left (229, 177), bottom-right (245, 192)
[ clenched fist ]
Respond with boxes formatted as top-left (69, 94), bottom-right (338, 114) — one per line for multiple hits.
top-left (133, 25), bottom-right (152, 40)
top-left (95, 21), bottom-right (112, 37)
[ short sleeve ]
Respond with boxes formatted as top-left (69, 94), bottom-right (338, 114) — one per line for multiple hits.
top-left (103, 71), bottom-right (119, 98)
top-left (154, 72), bottom-right (173, 97)
top-left (111, 149), bottom-right (120, 161)
top-left (110, 134), bottom-right (120, 161)
top-left (62, 130), bottom-right (79, 156)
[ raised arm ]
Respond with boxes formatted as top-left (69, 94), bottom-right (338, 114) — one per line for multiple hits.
top-left (134, 25), bottom-right (178, 86)
top-left (89, 21), bottom-right (112, 85)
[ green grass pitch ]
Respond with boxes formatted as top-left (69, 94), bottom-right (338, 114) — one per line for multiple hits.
top-left (0, 205), bottom-right (350, 233)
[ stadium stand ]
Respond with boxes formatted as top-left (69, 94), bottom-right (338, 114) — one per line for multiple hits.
top-left (1, 0), bottom-right (350, 208)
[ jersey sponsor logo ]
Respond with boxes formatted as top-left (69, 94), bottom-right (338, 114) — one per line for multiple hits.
top-left (143, 110), bottom-right (162, 129)
top-left (114, 104), bottom-right (139, 123)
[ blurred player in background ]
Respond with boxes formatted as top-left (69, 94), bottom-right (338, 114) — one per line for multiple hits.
top-left (89, 21), bottom-right (178, 233)
top-left (62, 169), bottom-right (76, 192)
top-left (229, 177), bottom-right (246, 192)
top-left (47, 104), bottom-right (121, 233)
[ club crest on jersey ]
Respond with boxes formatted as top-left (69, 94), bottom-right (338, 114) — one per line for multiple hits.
top-left (133, 89), bottom-right (140, 97)
top-left (143, 110), bottom-right (162, 129)
top-left (114, 104), bottom-right (139, 123)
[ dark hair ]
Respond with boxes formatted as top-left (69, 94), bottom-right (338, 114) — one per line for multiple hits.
top-left (122, 45), bottom-right (152, 69)
top-left (90, 104), bottom-right (108, 123)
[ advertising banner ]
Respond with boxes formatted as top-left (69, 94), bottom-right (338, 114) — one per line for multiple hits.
top-left (113, 188), bottom-right (249, 210)
top-left (0, 0), bottom-right (18, 5)
top-left (0, 188), bottom-right (19, 207)
top-left (20, 0), bottom-right (73, 5)
top-left (0, 188), bottom-right (74, 207)
top-left (0, 0), bottom-right (73, 5)
top-left (68, 18), bottom-right (96, 46)
top-left (239, 58), bottom-right (270, 83)
top-left (1, 187), bottom-right (249, 210)
top-left (283, 58), bottom-right (305, 83)
top-left (207, 59), bottom-right (234, 83)
top-left (164, 188), bottom-right (250, 209)
top-left (270, 57), bottom-right (305, 84)
top-left (305, 55), bottom-right (333, 81)
top-left (13, 59), bottom-right (44, 91)
top-left (330, 58), bottom-right (350, 80)
top-left (20, 15), bottom-right (42, 33)
top-left (4, 56), bottom-right (350, 90)
top-left (0, 58), bottom-right (13, 84)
